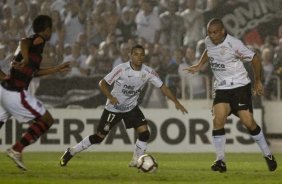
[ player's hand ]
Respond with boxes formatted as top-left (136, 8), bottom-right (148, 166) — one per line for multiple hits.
top-left (109, 96), bottom-right (119, 105)
top-left (183, 65), bottom-right (199, 74)
top-left (11, 60), bottom-right (28, 69)
top-left (57, 62), bottom-right (71, 73)
top-left (175, 102), bottom-right (188, 114)
top-left (253, 80), bottom-right (264, 96)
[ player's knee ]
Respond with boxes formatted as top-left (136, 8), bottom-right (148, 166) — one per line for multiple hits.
top-left (138, 130), bottom-right (150, 142)
top-left (89, 134), bottom-right (104, 144)
top-left (40, 110), bottom-right (54, 125)
top-left (248, 125), bottom-right (261, 136)
top-left (212, 128), bottom-right (225, 136)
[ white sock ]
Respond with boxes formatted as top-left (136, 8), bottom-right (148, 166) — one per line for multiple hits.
top-left (69, 136), bottom-right (92, 155)
top-left (212, 135), bottom-right (226, 161)
top-left (251, 130), bottom-right (271, 156)
top-left (132, 139), bottom-right (147, 159)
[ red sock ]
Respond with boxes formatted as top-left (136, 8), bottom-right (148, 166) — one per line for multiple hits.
top-left (12, 119), bottom-right (51, 153)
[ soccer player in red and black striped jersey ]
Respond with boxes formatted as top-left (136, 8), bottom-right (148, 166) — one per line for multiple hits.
top-left (1, 15), bottom-right (70, 171)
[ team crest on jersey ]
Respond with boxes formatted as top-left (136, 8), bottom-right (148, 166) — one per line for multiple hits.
top-left (220, 46), bottom-right (228, 55)
top-left (141, 73), bottom-right (146, 81)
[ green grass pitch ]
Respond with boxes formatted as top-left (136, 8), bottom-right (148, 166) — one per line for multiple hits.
top-left (0, 152), bottom-right (281, 184)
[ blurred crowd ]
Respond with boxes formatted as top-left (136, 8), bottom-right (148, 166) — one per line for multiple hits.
top-left (0, 0), bottom-right (282, 101)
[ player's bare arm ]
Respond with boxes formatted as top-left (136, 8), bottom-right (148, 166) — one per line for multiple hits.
top-left (251, 54), bottom-right (264, 96)
top-left (34, 62), bottom-right (71, 77)
top-left (183, 49), bottom-right (208, 74)
top-left (160, 85), bottom-right (188, 114)
top-left (11, 38), bottom-right (30, 69)
top-left (99, 79), bottom-right (119, 105)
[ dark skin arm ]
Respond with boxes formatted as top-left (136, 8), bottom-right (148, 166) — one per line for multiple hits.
top-left (160, 84), bottom-right (188, 114)
top-left (99, 79), bottom-right (119, 105)
top-left (251, 54), bottom-right (264, 96)
top-left (34, 62), bottom-right (71, 77)
top-left (183, 50), bottom-right (209, 74)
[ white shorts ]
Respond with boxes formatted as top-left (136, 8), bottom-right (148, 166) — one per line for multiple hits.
top-left (0, 85), bottom-right (46, 123)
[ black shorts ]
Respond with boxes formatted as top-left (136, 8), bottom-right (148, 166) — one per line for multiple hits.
top-left (97, 106), bottom-right (147, 135)
top-left (213, 83), bottom-right (253, 116)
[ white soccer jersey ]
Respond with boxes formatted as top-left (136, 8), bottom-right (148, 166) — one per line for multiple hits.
top-left (205, 34), bottom-right (255, 90)
top-left (104, 61), bottom-right (163, 112)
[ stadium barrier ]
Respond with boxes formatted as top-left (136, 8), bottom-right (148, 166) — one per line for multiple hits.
top-left (0, 108), bottom-right (262, 153)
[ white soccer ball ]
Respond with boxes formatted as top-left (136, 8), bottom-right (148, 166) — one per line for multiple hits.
top-left (137, 154), bottom-right (158, 173)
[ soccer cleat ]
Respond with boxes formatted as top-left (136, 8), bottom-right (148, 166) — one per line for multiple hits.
top-left (128, 157), bottom-right (137, 167)
top-left (6, 148), bottom-right (27, 171)
top-left (264, 155), bottom-right (277, 171)
top-left (211, 160), bottom-right (227, 173)
top-left (60, 148), bottom-right (73, 166)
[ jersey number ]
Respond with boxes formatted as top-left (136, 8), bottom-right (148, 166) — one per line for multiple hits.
top-left (107, 113), bottom-right (116, 122)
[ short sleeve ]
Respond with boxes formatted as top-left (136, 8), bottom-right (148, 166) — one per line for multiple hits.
top-left (233, 39), bottom-right (255, 62)
top-left (104, 66), bottom-right (123, 85)
top-left (149, 69), bottom-right (163, 88)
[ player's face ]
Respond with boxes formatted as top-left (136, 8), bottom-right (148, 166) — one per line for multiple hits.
top-left (131, 48), bottom-right (145, 70)
top-left (207, 24), bottom-right (225, 45)
top-left (44, 27), bottom-right (52, 41)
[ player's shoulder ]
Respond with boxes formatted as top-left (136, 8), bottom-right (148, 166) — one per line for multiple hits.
top-left (225, 34), bottom-right (245, 48)
top-left (225, 34), bottom-right (242, 44)
top-left (205, 36), bottom-right (213, 48)
top-left (142, 64), bottom-right (154, 73)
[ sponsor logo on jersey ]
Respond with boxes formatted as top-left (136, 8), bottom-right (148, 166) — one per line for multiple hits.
top-left (122, 84), bottom-right (141, 96)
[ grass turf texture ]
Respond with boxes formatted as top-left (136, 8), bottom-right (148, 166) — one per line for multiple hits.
top-left (0, 152), bottom-right (281, 184)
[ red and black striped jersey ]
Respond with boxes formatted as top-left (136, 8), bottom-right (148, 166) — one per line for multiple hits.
top-left (3, 34), bottom-right (45, 91)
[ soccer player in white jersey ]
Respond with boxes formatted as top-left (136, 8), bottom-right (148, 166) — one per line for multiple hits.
top-left (184, 18), bottom-right (277, 172)
top-left (60, 44), bottom-right (188, 167)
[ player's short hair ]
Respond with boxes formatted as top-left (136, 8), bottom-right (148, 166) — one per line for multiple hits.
top-left (32, 15), bottom-right (52, 33)
top-left (131, 44), bottom-right (145, 54)
top-left (207, 18), bottom-right (224, 29)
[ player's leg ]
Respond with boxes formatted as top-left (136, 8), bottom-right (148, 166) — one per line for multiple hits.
top-left (235, 84), bottom-right (277, 171)
top-left (2, 90), bottom-right (50, 170)
top-left (238, 110), bottom-right (277, 171)
top-left (211, 103), bottom-right (230, 172)
top-left (60, 109), bottom-right (121, 166)
top-left (122, 106), bottom-right (149, 167)
top-left (12, 110), bottom-right (53, 153)
top-left (129, 124), bottom-right (150, 167)
top-left (6, 110), bottom-right (53, 171)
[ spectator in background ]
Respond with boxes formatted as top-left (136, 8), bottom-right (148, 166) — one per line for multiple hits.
top-left (135, 0), bottom-right (160, 44)
top-left (85, 44), bottom-right (99, 76)
top-left (1, 4), bottom-right (13, 30)
top-left (166, 48), bottom-right (183, 97)
top-left (159, 0), bottom-right (184, 51)
top-left (117, 6), bottom-right (137, 42)
top-left (50, 10), bottom-right (64, 49)
top-left (101, 2), bottom-right (121, 44)
top-left (76, 32), bottom-right (89, 55)
top-left (178, 46), bottom-right (207, 99)
top-left (87, 16), bottom-right (107, 46)
top-left (3, 17), bottom-right (25, 44)
top-left (112, 42), bottom-right (130, 68)
top-left (0, 43), bottom-right (10, 76)
top-left (63, 42), bottom-right (87, 77)
top-left (63, 0), bottom-right (86, 44)
top-left (181, 0), bottom-right (205, 47)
